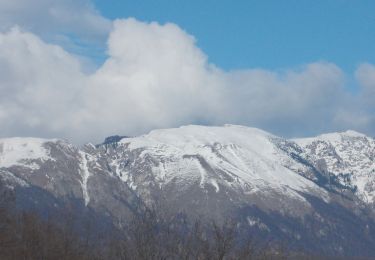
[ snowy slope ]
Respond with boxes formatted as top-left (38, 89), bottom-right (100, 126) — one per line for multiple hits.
top-left (115, 124), bottom-right (324, 202)
top-left (294, 130), bottom-right (375, 203)
top-left (0, 137), bottom-right (93, 204)
top-left (0, 137), bottom-right (55, 169)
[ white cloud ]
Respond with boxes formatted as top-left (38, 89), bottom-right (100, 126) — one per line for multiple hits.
top-left (0, 0), bottom-right (111, 60)
top-left (356, 63), bottom-right (375, 100)
top-left (0, 18), bottom-right (373, 143)
top-left (81, 19), bottom-right (226, 139)
top-left (0, 27), bottom-right (86, 138)
top-left (221, 63), bottom-right (346, 135)
top-left (354, 63), bottom-right (375, 134)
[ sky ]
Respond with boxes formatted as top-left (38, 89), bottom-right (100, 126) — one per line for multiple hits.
top-left (93, 0), bottom-right (375, 73)
top-left (0, 0), bottom-right (374, 143)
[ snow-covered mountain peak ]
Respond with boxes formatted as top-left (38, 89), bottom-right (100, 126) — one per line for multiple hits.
top-left (122, 124), bottom-right (276, 150)
top-left (110, 124), bottom-right (325, 204)
top-left (293, 130), bottom-right (368, 146)
top-left (117, 125), bottom-right (291, 175)
top-left (294, 130), bottom-right (375, 203)
top-left (0, 137), bottom-right (58, 168)
top-left (343, 129), bottom-right (368, 138)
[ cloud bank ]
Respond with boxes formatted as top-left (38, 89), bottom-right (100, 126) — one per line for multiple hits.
top-left (0, 17), bottom-right (374, 143)
top-left (0, 0), bottom-right (111, 60)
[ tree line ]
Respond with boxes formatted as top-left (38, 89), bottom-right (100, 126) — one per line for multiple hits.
top-left (0, 185), bottom-right (320, 260)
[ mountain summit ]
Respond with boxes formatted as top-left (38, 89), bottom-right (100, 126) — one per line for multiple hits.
top-left (1, 125), bottom-right (375, 255)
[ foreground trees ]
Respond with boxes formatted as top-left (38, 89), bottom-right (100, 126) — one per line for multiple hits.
top-left (0, 186), bottom-right (304, 259)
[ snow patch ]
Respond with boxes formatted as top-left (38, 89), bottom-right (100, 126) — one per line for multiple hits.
top-left (210, 179), bottom-right (219, 192)
top-left (79, 151), bottom-right (91, 206)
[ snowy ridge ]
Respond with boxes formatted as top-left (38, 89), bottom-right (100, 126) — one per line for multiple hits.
top-left (117, 125), bottom-right (326, 202)
top-left (0, 137), bottom-right (55, 169)
top-left (293, 130), bottom-right (368, 146)
top-left (294, 130), bottom-right (375, 203)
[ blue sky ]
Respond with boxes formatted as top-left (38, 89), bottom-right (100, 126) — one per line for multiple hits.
top-left (0, 0), bottom-right (375, 142)
top-left (93, 0), bottom-right (375, 73)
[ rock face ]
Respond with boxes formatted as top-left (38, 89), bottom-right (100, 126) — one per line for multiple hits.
top-left (1, 125), bottom-right (375, 255)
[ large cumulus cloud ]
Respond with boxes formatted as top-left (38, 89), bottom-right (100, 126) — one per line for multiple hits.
top-left (0, 0), bottom-right (111, 60)
top-left (0, 18), bottom-right (373, 143)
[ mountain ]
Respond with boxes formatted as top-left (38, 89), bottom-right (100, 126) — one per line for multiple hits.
top-left (294, 130), bottom-right (375, 204)
top-left (1, 125), bottom-right (375, 256)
